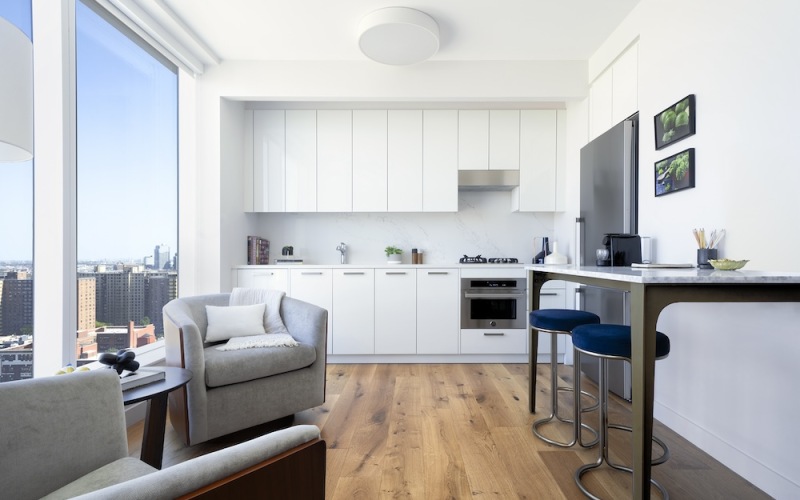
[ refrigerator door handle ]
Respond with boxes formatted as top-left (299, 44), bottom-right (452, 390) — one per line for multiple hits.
top-left (575, 217), bottom-right (585, 267)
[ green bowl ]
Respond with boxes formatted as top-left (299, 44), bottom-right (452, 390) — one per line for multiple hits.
top-left (708, 259), bottom-right (749, 270)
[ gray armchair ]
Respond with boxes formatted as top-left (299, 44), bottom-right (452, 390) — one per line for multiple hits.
top-left (0, 370), bottom-right (325, 499)
top-left (162, 293), bottom-right (327, 446)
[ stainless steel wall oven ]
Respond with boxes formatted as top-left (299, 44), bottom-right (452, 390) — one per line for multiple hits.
top-left (460, 278), bottom-right (527, 329)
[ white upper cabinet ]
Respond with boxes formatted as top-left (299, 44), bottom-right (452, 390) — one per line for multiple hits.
top-left (317, 110), bottom-right (352, 212)
top-left (285, 110), bottom-right (317, 212)
top-left (352, 110), bottom-right (388, 212)
top-left (387, 110), bottom-right (423, 212)
top-left (590, 41), bottom-right (639, 140)
top-left (251, 110), bottom-right (286, 212)
top-left (422, 110), bottom-right (458, 212)
top-left (589, 69), bottom-right (614, 141)
top-left (515, 110), bottom-right (558, 212)
top-left (458, 110), bottom-right (489, 171)
top-left (612, 43), bottom-right (639, 124)
top-left (489, 110), bottom-right (520, 170)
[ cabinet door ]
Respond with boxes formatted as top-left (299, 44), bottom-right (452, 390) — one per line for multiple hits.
top-left (489, 110), bottom-right (520, 170)
top-left (252, 110), bottom-right (286, 212)
top-left (289, 269), bottom-right (333, 354)
top-left (333, 269), bottom-right (375, 354)
top-left (387, 110), bottom-right (423, 211)
top-left (285, 110), bottom-right (316, 212)
top-left (612, 43), bottom-right (638, 124)
top-left (375, 270), bottom-right (416, 354)
top-left (458, 110), bottom-right (489, 170)
top-left (236, 268), bottom-right (289, 293)
top-left (353, 110), bottom-right (388, 212)
top-left (317, 110), bottom-right (352, 212)
top-left (589, 69), bottom-right (613, 140)
top-left (422, 110), bottom-right (458, 212)
top-left (536, 284), bottom-right (566, 356)
top-left (416, 269), bottom-right (459, 354)
top-left (516, 110), bottom-right (557, 212)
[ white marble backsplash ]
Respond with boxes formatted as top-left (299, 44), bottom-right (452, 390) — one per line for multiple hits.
top-left (253, 191), bottom-right (554, 265)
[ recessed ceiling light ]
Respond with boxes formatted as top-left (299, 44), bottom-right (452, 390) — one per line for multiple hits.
top-left (358, 7), bottom-right (439, 65)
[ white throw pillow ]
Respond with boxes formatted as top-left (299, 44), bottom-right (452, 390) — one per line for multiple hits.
top-left (205, 303), bottom-right (267, 342)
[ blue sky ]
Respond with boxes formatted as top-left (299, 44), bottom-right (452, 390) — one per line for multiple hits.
top-left (0, 1), bottom-right (177, 262)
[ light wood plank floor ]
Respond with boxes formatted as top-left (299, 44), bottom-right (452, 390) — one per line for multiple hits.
top-left (128, 364), bottom-right (768, 499)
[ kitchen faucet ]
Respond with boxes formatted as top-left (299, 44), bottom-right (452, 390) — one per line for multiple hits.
top-left (336, 242), bottom-right (347, 264)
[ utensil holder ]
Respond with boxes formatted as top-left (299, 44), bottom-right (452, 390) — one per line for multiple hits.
top-left (697, 248), bottom-right (718, 269)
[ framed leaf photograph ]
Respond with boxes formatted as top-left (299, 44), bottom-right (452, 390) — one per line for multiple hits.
top-left (654, 94), bottom-right (695, 150)
top-left (655, 148), bottom-right (695, 196)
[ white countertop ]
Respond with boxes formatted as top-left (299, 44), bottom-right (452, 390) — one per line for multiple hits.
top-left (525, 264), bottom-right (800, 284)
top-left (235, 263), bottom-right (527, 270)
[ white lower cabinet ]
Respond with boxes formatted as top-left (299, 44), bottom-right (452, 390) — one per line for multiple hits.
top-left (460, 329), bottom-right (527, 354)
top-left (235, 268), bottom-right (289, 293)
top-left (375, 270), bottom-right (416, 354)
top-left (536, 282), bottom-right (567, 357)
top-left (289, 269), bottom-right (333, 354)
top-left (416, 269), bottom-right (459, 354)
top-left (332, 269), bottom-right (375, 354)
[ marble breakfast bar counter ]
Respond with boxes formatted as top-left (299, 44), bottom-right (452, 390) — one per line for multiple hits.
top-left (525, 264), bottom-right (800, 499)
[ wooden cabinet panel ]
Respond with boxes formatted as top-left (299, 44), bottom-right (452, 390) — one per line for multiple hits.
top-left (589, 69), bottom-right (613, 141)
top-left (516, 110), bottom-right (557, 212)
top-left (612, 44), bottom-right (639, 124)
top-left (235, 268), bottom-right (289, 293)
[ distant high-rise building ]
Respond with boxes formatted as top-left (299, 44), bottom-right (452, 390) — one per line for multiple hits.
top-left (1, 272), bottom-right (33, 335)
top-left (154, 244), bottom-right (170, 270)
top-left (77, 276), bottom-right (96, 331)
top-left (94, 268), bottom-right (146, 327)
top-left (143, 255), bottom-right (154, 268)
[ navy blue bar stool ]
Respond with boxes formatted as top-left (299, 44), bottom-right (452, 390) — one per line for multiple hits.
top-left (571, 323), bottom-right (671, 500)
top-left (529, 309), bottom-right (601, 447)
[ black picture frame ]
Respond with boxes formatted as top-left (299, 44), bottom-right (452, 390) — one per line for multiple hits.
top-left (654, 94), bottom-right (695, 150)
top-left (655, 148), bottom-right (695, 196)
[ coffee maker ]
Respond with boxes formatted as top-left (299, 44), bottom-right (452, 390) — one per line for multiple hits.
top-left (598, 233), bottom-right (642, 266)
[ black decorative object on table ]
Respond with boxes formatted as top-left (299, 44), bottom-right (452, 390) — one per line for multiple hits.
top-left (99, 349), bottom-right (140, 374)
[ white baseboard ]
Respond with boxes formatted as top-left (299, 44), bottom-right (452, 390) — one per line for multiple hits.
top-left (655, 401), bottom-right (799, 499)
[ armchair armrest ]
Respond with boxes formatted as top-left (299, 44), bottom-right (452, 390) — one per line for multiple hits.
top-left (73, 425), bottom-right (325, 500)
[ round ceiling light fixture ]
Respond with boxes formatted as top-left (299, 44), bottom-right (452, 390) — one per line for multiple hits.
top-left (358, 7), bottom-right (439, 65)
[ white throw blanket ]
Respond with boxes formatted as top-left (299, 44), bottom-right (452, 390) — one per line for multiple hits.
top-left (219, 288), bottom-right (297, 351)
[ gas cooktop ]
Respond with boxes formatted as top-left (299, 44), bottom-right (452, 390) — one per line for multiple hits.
top-left (459, 255), bottom-right (519, 264)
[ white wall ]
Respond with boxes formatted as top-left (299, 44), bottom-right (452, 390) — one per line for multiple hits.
top-left (587, 1), bottom-right (800, 497)
top-left (249, 191), bottom-right (552, 267)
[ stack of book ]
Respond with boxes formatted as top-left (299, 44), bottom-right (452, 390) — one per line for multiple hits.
top-left (247, 236), bottom-right (270, 265)
top-left (120, 368), bottom-right (166, 391)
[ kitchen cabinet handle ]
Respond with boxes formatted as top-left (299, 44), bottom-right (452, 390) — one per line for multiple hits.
top-left (465, 293), bottom-right (525, 299)
top-left (343, 272), bottom-right (365, 275)
top-left (427, 271), bottom-right (449, 275)
top-left (483, 332), bottom-right (506, 336)
top-left (254, 273), bottom-right (274, 277)
top-left (301, 272), bottom-right (324, 275)
top-left (385, 272), bottom-right (407, 275)
top-left (539, 292), bottom-right (558, 296)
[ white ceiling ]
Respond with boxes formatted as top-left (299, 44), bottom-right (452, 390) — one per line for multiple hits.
top-left (149, 0), bottom-right (641, 64)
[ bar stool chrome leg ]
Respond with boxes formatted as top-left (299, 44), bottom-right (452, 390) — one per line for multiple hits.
top-left (532, 327), bottom-right (599, 448)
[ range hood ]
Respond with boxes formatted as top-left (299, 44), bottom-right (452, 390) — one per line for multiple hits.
top-left (458, 170), bottom-right (520, 191)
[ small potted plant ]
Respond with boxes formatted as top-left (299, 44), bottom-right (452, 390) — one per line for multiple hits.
top-left (385, 245), bottom-right (403, 264)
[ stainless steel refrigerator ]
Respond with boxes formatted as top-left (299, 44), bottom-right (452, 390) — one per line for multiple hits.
top-left (575, 116), bottom-right (638, 400)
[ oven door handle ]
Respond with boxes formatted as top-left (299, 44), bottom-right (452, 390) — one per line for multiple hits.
top-left (464, 292), bottom-right (525, 299)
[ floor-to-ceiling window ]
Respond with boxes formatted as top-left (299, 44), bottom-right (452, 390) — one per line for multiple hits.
top-left (74, 0), bottom-right (177, 363)
top-left (0, 1), bottom-right (34, 382)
